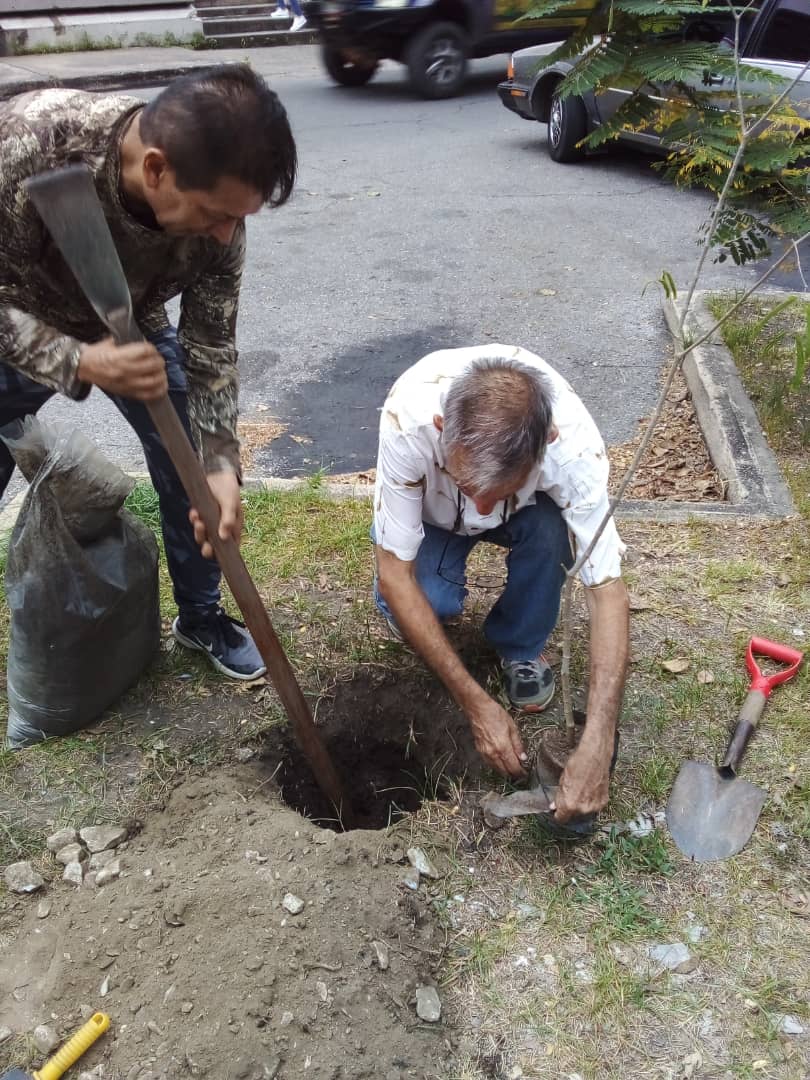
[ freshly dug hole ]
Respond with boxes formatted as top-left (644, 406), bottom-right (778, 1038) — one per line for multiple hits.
top-left (258, 671), bottom-right (483, 829)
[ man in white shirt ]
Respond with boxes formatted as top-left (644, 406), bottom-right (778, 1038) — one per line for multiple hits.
top-left (372, 344), bottom-right (630, 825)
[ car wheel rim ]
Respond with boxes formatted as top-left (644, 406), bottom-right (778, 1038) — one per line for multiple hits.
top-left (424, 38), bottom-right (463, 86)
top-left (549, 95), bottom-right (562, 146)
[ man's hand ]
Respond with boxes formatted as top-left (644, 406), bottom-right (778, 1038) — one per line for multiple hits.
top-left (552, 737), bottom-right (611, 822)
top-left (189, 470), bottom-right (243, 559)
top-left (78, 338), bottom-right (168, 401)
top-left (468, 697), bottom-right (528, 778)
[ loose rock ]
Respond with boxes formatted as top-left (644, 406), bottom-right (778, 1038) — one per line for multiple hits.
top-left (36, 900), bottom-right (52, 919)
top-left (4, 861), bottom-right (45, 893)
top-left (96, 860), bottom-right (122, 887)
top-left (777, 1014), bottom-right (805, 1035)
top-left (33, 1024), bottom-right (60, 1054)
top-left (401, 867), bottom-right (420, 891)
top-left (415, 985), bottom-right (442, 1022)
top-left (371, 940), bottom-right (390, 971)
top-left (235, 747), bottom-right (255, 763)
top-left (647, 942), bottom-right (697, 973)
top-left (407, 847), bottom-right (440, 879)
top-left (0, 1026), bottom-right (12, 1044)
top-left (89, 850), bottom-right (116, 871)
top-left (63, 861), bottom-right (85, 887)
top-left (46, 827), bottom-right (78, 853)
top-left (282, 893), bottom-right (304, 916)
top-left (79, 825), bottom-right (127, 853)
top-left (55, 843), bottom-right (88, 866)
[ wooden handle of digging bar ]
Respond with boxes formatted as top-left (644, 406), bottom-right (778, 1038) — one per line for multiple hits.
top-left (146, 394), bottom-right (351, 825)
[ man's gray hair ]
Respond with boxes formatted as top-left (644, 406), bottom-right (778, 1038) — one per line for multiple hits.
top-left (442, 357), bottom-right (553, 495)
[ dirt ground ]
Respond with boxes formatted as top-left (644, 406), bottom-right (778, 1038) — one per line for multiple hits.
top-left (1, 672), bottom-right (494, 1080)
top-left (3, 769), bottom-right (457, 1079)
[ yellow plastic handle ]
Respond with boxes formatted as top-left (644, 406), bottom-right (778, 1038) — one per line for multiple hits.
top-left (34, 1013), bottom-right (111, 1080)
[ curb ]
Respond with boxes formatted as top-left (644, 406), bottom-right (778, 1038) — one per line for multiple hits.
top-left (662, 291), bottom-right (795, 520)
top-left (0, 34), bottom-right (318, 99)
top-left (0, 63), bottom-right (221, 99)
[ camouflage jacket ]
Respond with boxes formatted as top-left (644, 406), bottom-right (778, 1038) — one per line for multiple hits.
top-left (0, 87), bottom-right (244, 475)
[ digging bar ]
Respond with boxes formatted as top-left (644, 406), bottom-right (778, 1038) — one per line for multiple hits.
top-left (25, 165), bottom-right (352, 827)
top-left (666, 636), bottom-right (803, 862)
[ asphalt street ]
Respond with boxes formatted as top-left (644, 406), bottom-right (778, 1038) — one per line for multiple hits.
top-left (7, 44), bottom-right (805, 488)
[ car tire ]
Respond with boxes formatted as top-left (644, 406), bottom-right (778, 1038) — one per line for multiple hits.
top-left (547, 87), bottom-right (587, 163)
top-left (322, 45), bottom-right (379, 87)
top-left (405, 22), bottom-right (468, 100)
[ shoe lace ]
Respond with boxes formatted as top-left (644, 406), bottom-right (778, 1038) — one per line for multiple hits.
top-left (209, 607), bottom-right (247, 649)
top-left (510, 659), bottom-right (543, 682)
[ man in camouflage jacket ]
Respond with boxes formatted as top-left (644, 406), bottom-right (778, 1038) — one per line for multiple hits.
top-left (0, 64), bottom-right (297, 679)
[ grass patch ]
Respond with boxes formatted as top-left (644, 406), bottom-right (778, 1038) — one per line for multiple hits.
top-left (9, 30), bottom-right (208, 55)
top-left (709, 293), bottom-right (810, 459)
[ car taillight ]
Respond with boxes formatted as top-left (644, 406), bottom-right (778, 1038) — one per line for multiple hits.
top-left (507, 55), bottom-right (514, 81)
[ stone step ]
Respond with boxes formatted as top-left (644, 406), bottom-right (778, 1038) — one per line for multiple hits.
top-left (200, 4), bottom-right (279, 17)
top-left (202, 14), bottom-right (291, 33)
top-left (201, 26), bottom-right (318, 44)
top-left (194, 0), bottom-right (274, 9)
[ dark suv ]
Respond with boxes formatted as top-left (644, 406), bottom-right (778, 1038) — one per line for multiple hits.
top-left (302, 0), bottom-right (592, 99)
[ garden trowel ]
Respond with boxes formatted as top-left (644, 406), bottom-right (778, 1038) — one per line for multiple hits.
top-left (667, 636), bottom-right (803, 862)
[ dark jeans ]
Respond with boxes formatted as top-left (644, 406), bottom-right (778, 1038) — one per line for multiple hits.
top-left (374, 494), bottom-right (573, 661)
top-left (0, 328), bottom-right (221, 621)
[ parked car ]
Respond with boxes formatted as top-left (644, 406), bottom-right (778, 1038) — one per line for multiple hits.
top-left (302, 0), bottom-right (596, 99)
top-left (497, 0), bottom-right (809, 162)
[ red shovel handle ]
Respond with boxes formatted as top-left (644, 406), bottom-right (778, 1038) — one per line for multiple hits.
top-left (746, 637), bottom-right (804, 696)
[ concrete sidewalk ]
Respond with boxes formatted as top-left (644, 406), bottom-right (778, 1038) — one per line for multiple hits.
top-left (0, 37), bottom-right (318, 99)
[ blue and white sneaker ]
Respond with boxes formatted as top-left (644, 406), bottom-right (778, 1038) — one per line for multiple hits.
top-left (172, 607), bottom-right (266, 681)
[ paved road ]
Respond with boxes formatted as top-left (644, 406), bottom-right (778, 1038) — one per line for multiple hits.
top-left (7, 45), bottom-right (804, 489)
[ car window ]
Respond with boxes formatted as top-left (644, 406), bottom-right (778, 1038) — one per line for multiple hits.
top-left (753, 0), bottom-right (810, 63)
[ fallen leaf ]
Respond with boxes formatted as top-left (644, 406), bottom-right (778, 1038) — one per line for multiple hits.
top-left (662, 658), bottom-right (690, 674)
top-left (677, 1050), bottom-right (703, 1079)
top-left (628, 594), bottom-right (653, 611)
top-left (696, 670), bottom-right (715, 684)
top-left (779, 887), bottom-right (810, 917)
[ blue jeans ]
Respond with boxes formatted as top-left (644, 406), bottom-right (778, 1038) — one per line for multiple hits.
top-left (374, 494), bottom-right (573, 661)
top-left (0, 328), bottom-right (221, 622)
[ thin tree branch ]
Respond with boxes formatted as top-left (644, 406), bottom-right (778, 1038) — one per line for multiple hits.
top-left (565, 225), bottom-right (810, 582)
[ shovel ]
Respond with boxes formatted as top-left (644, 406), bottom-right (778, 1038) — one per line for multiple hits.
top-left (24, 165), bottom-right (352, 827)
top-left (2, 1012), bottom-right (109, 1080)
top-left (666, 636), bottom-right (803, 862)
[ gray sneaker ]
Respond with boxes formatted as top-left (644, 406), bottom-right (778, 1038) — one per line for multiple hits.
top-left (172, 607), bottom-right (266, 681)
top-left (502, 655), bottom-right (555, 712)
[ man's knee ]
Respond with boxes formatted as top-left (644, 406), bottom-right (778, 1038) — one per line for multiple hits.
top-left (509, 496), bottom-right (572, 564)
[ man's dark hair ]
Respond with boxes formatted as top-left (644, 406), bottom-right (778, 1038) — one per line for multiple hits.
top-left (139, 64), bottom-right (297, 206)
top-left (442, 357), bottom-right (554, 494)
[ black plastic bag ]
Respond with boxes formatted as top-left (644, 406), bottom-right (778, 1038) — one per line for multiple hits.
top-left (2, 417), bottom-right (160, 747)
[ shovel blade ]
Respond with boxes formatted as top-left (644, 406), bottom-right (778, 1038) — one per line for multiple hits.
top-left (25, 165), bottom-right (136, 335)
top-left (666, 760), bottom-right (766, 862)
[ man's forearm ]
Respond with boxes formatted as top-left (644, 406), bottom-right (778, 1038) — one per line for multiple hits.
top-left (376, 558), bottom-right (487, 712)
top-left (0, 307), bottom-right (88, 399)
top-left (583, 578), bottom-right (630, 749)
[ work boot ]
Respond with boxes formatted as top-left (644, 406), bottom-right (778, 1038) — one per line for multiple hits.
top-left (172, 607), bottom-right (266, 680)
top-left (501, 654), bottom-right (555, 712)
